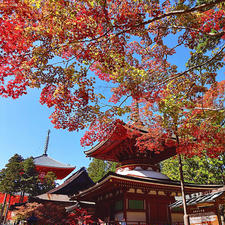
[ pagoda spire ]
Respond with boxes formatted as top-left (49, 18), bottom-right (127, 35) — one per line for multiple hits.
top-left (131, 101), bottom-right (144, 127)
top-left (44, 129), bottom-right (50, 155)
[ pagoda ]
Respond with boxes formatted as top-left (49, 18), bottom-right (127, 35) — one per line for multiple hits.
top-left (33, 130), bottom-right (75, 180)
top-left (73, 121), bottom-right (222, 224)
top-left (0, 130), bottom-right (75, 223)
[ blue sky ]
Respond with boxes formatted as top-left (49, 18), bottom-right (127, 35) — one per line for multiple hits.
top-left (0, 88), bottom-right (91, 172)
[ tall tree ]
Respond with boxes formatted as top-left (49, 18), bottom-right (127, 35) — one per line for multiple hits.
top-left (87, 159), bottom-right (117, 183)
top-left (0, 155), bottom-right (56, 197)
top-left (161, 154), bottom-right (225, 184)
top-left (21, 158), bottom-right (56, 196)
top-left (0, 154), bottom-right (24, 223)
top-left (0, 154), bottom-right (24, 195)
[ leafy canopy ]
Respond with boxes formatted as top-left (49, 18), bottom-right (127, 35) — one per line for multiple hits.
top-left (1, 0), bottom-right (225, 157)
top-left (161, 154), bottom-right (225, 184)
top-left (87, 159), bottom-right (117, 183)
top-left (0, 154), bottom-right (56, 196)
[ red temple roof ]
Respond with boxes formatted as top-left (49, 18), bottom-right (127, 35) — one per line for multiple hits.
top-left (74, 172), bottom-right (222, 202)
top-left (33, 130), bottom-right (75, 180)
top-left (34, 154), bottom-right (75, 180)
top-left (85, 121), bottom-right (177, 165)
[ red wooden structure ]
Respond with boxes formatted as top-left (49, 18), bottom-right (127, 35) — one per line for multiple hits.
top-left (74, 121), bottom-right (221, 224)
top-left (0, 130), bottom-right (75, 222)
top-left (33, 154), bottom-right (75, 180)
top-left (33, 130), bottom-right (75, 180)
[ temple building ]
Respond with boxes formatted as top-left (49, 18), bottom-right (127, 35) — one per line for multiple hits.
top-left (170, 187), bottom-right (225, 225)
top-left (30, 167), bottom-right (95, 215)
top-left (73, 121), bottom-right (222, 224)
top-left (0, 130), bottom-right (75, 223)
top-left (33, 130), bottom-right (75, 180)
top-left (33, 154), bottom-right (75, 180)
top-left (48, 167), bottom-right (94, 196)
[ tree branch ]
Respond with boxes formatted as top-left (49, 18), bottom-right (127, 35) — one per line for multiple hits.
top-left (194, 107), bottom-right (225, 111)
top-left (114, 0), bottom-right (225, 36)
top-left (159, 43), bottom-right (225, 85)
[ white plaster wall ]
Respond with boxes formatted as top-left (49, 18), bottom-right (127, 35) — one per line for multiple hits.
top-left (116, 166), bottom-right (169, 179)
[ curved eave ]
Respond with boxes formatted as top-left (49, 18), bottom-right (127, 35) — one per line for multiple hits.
top-left (48, 167), bottom-right (94, 195)
top-left (84, 122), bottom-right (177, 163)
top-left (35, 166), bottom-right (75, 180)
top-left (85, 122), bottom-right (148, 157)
top-left (84, 123), bottom-right (130, 161)
top-left (74, 172), bottom-right (222, 200)
top-left (35, 164), bottom-right (75, 169)
top-left (85, 138), bottom-right (127, 162)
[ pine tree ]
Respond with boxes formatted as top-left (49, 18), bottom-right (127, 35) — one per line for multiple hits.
top-left (0, 154), bottom-right (24, 195)
top-left (0, 155), bottom-right (56, 197)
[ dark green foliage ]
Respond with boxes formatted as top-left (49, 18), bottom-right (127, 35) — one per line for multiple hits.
top-left (87, 159), bottom-right (117, 183)
top-left (161, 154), bottom-right (225, 184)
top-left (37, 171), bottom-right (56, 195)
top-left (0, 154), bottom-right (56, 196)
top-left (0, 154), bottom-right (24, 194)
top-left (21, 158), bottom-right (56, 196)
top-left (20, 157), bottom-right (39, 196)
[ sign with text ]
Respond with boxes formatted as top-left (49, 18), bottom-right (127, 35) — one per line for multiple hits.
top-left (190, 214), bottom-right (219, 225)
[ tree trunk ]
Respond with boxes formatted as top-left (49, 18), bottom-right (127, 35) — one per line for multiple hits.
top-left (178, 154), bottom-right (190, 225)
top-left (0, 193), bottom-right (7, 224)
top-left (3, 194), bottom-right (11, 224)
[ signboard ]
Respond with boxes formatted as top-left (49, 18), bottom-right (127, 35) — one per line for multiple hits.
top-left (190, 214), bottom-right (219, 225)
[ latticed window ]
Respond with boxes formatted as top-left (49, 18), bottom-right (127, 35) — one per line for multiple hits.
top-left (115, 200), bottom-right (123, 211)
top-left (128, 199), bottom-right (144, 209)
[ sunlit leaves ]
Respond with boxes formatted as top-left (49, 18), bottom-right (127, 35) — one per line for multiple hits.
top-left (0, 0), bottom-right (224, 157)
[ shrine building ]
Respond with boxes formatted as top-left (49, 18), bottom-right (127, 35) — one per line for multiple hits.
top-left (73, 121), bottom-right (222, 224)
top-left (33, 130), bottom-right (75, 180)
top-left (0, 130), bottom-right (75, 223)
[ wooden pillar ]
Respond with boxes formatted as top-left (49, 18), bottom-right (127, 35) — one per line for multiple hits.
top-left (123, 190), bottom-right (127, 222)
top-left (108, 198), bottom-right (111, 222)
top-left (146, 198), bottom-right (150, 224)
top-left (168, 202), bottom-right (172, 224)
top-left (216, 203), bottom-right (223, 225)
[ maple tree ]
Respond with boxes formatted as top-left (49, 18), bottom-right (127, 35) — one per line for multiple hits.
top-left (0, 0), bottom-right (224, 136)
top-left (1, 1), bottom-right (225, 224)
top-left (13, 202), bottom-right (94, 224)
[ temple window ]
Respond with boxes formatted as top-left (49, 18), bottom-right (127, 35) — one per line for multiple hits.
top-left (115, 200), bottom-right (123, 211)
top-left (128, 199), bottom-right (144, 210)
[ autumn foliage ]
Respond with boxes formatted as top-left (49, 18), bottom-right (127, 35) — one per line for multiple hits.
top-left (0, 0), bottom-right (225, 156)
top-left (13, 202), bottom-right (94, 224)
